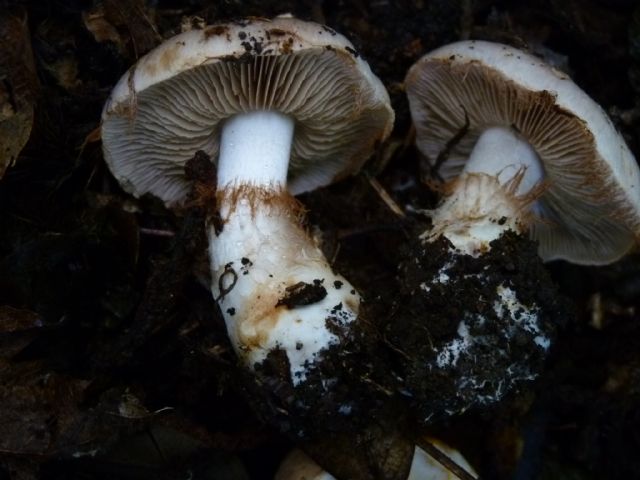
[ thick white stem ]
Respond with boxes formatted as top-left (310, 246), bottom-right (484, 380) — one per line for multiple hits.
top-left (210, 111), bottom-right (360, 385)
top-left (426, 127), bottom-right (545, 255)
top-left (208, 204), bottom-right (360, 384)
top-left (464, 126), bottom-right (543, 195)
top-left (217, 110), bottom-right (294, 189)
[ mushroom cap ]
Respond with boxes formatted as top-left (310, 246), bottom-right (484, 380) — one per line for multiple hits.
top-left (101, 16), bottom-right (393, 205)
top-left (405, 40), bottom-right (640, 265)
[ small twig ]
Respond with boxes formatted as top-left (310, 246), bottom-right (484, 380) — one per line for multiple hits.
top-left (359, 375), bottom-right (394, 397)
top-left (146, 428), bottom-right (167, 465)
top-left (416, 438), bottom-right (479, 480)
top-left (329, 241), bottom-right (341, 266)
top-left (139, 227), bottom-right (175, 237)
top-left (431, 108), bottom-right (470, 181)
top-left (381, 334), bottom-right (412, 362)
top-left (367, 175), bottom-right (406, 218)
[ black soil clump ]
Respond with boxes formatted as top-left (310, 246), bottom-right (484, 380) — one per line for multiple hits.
top-left (385, 230), bottom-right (572, 422)
top-left (245, 307), bottom-right (401, 442)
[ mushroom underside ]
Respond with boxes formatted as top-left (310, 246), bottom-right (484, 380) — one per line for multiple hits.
top-left (408, 60), bottom-right (639, 264)
top-left (102, 49), bottom-right (390, 205)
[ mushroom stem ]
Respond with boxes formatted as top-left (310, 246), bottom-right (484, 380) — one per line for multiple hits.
top-left (209, 111), bottom-right (361, 385)
top-left (424, 127), bottom-right (544, 255)
top-left (217, 111), bottom-right (294, 188)
top-left (464, 126), bottom-right (543, 195)
top-left (398, 126), bottom-right (556, 419)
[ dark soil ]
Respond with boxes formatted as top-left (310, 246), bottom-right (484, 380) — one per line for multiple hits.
top-left (388, 230), bottom-right (569, 423)
top-left (249, 311), bottom-right (412, 480)
top-left (2, 1), bottom-right (640, 480)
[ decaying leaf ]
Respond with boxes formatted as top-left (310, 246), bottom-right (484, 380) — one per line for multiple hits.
top-left (0, 306), bottom-right (44, 358)
top-left (0, 360), bottom-right (90, 456)
top-left (34, 19), bottom-right (81, 91)
top-left (303, 423), bottom-right (414, 480)
top-left (0, 9), bottom-right (38, 179)
top-left (83, 0), bottom-right (162, 60)
top-left (0, 305), bottom-right (43, 334)
top-left (82, 5), bottom-right (124, 53)
top-left (0, 362), bottom-right (153, 466)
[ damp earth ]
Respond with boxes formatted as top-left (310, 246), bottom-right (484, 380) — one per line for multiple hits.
top-left (387, 229), bottom-right (570, 423)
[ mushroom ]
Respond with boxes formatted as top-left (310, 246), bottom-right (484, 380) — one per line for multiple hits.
top-left (386, 40), bottom-right (640, 420)
top-left (407, 40), bottom-right (640, 263)
top-left (275, 442), bottom-right (477, 480)
top-left (101, 17), bottom-right (393, 428)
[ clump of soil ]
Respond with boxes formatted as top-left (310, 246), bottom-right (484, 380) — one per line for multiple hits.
top-left (247, 304), bottom-right (399, 438)
top-left (385, 229), bottom-right (572, 422)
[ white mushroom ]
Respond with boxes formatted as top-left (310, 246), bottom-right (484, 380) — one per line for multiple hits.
top-left (101, 17), bottom-right (393, 385)
top-left (393, 40), bottom-right (640, 418)
top-left (406, 40), bottom-right (640, 264)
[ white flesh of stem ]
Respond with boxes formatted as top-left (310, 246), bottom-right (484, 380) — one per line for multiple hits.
top-left (464, 126), bottom-right (544, 196)
top-left (427, 126), bottom-right (545, 254)
top-left (210, 110), bottom-right (360, 385)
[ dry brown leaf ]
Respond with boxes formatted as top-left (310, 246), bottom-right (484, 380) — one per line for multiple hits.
top-left (0, 306), bottom-right (44, 358)
top-left (0, 305), bottom-right (43, 334)
top-left (0, 9), bottom-right (38, 179)
top-left (82, 5), bottom-right (123, 50)
top-left (81, 0), bottom-right (162, 63)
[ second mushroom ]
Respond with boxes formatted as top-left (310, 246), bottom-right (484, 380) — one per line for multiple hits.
top-left (386, 40), bottom-right (640, 420)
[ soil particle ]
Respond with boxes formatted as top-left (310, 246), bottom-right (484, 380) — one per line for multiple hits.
top-left (321, 25), bottom-right (337, 36)
top-left (267, 28), bottom-right (287, 37)
top-left (240, 257), bottom-right (252, 275)
top-left (275, 280), bottom-right (327, 309)
top-left (203, 24), bottom-right (229, 39)
top-left (345, 46), bottom-right (359, 58)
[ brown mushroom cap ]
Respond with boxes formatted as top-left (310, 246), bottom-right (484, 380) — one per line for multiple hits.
top-left (406, 40), bottom-right (640, 265)
top-left (101, 16), bottom-right (393, 206)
